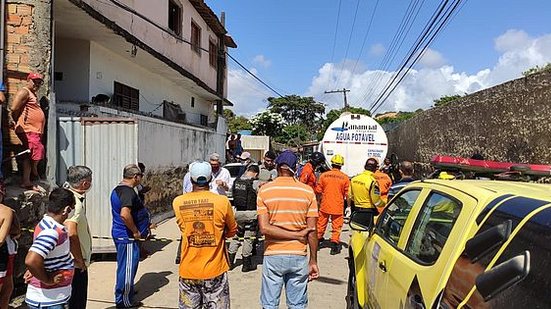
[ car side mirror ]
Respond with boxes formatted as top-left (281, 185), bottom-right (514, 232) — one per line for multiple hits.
top-left (349, 210), bottom-right (376, 232)
top-left (464, 220), bottom-right (512, 263)
top-left (475, 250), bottom-right (530, 301)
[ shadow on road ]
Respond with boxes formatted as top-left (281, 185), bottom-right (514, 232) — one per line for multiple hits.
top-left (134, 271), bottom-right (173, 302)
top-left (316, 276), bottom-right (346, 285)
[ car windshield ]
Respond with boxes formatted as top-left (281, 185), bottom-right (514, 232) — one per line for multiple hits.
top-left (225, 165), bottom-right (243, 178)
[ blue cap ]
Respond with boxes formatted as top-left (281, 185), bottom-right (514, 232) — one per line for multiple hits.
top-left (275, 150), bottom-right (298, 172)
top-left (190, 161), bottom-right (212, 185)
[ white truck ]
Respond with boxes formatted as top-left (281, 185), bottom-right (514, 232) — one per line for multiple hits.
top-left (319, 113), bottom-right (389, 177)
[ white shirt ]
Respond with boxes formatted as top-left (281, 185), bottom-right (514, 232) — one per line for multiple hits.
top-left (209, 167), bottom-right (231, 195)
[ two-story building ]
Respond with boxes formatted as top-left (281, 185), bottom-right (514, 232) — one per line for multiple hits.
top-left (3, 0), bottom-right (237, 179)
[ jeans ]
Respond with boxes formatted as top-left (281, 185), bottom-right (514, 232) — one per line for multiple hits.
top-left (260, 255), bottom-right (308, 309)
top-left (27, 304), bottom-right (67, 309)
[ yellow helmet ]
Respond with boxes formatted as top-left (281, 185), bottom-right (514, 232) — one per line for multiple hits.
top-left (438, 171), bottom-right (455, 180)
top-left (331, 154), bottom-right (345, 166)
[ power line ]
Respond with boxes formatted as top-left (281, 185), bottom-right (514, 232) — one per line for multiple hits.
top-left (102, 0), bottom-right (287, 99)
top-left (333, 0), bottom-right (361, 89)
top-left (319, 0), bottom-right (344, 104)
top-left (370, 0), bottom-right (465, 114)
top-left (349, 0), bottom-right (380, 80)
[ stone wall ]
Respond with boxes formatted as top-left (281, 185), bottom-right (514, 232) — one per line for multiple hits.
top-left (387, 70), bottom-right (551, 164)
top-left (141, 166), bottom-right (187, 217)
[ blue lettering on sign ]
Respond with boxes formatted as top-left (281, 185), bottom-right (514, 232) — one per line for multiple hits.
top-left (336, 133), bottom-right (376, 142)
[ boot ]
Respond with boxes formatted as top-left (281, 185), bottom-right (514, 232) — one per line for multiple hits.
top-left (330, 242), bottom-right (342, 255)
top-left (242, 256), bottom-right (257, 272)
top-left (228, 253), bottom-right (236, 270)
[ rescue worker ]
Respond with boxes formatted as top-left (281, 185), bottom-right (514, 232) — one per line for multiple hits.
top-left (374, 163), bottom-right (393, 206)
top-left (349, 158), bottom-right (386, 216)
top-left (315, 154), bottom-right (350, 255)
top-left (299, 151), bottom-right (325, 190)
top-left (228, 164), bottom-right (260, 272)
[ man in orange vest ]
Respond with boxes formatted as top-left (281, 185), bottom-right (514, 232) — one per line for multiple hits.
top-left (315, 154), bottom-right (350, 255)
top-left (299, 151), bottom-right (325, 190)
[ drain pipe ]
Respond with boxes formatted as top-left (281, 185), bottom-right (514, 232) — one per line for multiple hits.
top-left (1, 0), bottom-right (5, 86)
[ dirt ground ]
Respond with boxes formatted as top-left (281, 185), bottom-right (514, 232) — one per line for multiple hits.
top-left (84, 217), bottom-right (351, 308)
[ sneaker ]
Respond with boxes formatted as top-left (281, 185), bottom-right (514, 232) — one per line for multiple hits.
top-left (116, 301), bottom-right (144, 308)
top-left (330, 243), bottom-right (342, 255)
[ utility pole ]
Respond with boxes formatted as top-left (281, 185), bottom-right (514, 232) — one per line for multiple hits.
top-left (324, 88), bottom-right (350, 109)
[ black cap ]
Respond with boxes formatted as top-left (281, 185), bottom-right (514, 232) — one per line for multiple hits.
top-left (265, 150), bottom-right (277, 160)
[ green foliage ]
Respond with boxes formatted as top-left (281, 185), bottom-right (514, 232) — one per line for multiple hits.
top-left (522, 63), bottom-right (551, 77)
top-left (377, 111), bottom-right (418, 125)
top-left (267, 95), bottom-right (325, 133)
top-left (250, 110), bottom-right (285, 137)
top-left (276, 124), bottom-right (310, 144)
top-left (433, 94), bottom-right (463, 107)
top-left (224, 109), bottom-right (252, 133)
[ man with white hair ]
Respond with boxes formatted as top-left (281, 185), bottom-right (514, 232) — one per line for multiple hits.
top-left (208, 153), bottom-right (231, 195)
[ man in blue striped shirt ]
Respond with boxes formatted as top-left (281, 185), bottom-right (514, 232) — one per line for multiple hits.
top-left (25, 188), bottom-right (76, 309)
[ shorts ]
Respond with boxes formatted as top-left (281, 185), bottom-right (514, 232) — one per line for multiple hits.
top-left (17, 132), bottom-right (44, 161)
top-left (0, 242), bottom-right (15, 284)
top-left (179, 272), bottom-right (230, 309)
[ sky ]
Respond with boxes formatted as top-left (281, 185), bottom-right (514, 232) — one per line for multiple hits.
top-left (207, 1), bottom-right (551, 116)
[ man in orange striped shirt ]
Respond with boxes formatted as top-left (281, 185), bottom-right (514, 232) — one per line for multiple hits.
top-left (257, 150), bottom-right (319, 309)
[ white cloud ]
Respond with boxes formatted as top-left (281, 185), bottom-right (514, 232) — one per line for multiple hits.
top-left (306, 30), bottom-right (551, 113)
top-left (418, 48), bottom-right (447, 68)
top-left (227, 67), bottom-right (272, 116)
top-left (252, 54), bottom-right (272, 68)
top-left (369, 43), bottom-right (385, 57)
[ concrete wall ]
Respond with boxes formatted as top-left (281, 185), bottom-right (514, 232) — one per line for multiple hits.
top-left (82, 0), bottom-right (222, 94)
top-left (54, 38), bottom-right (90, 102)
top-left (387, 70), bottom-right (551, 164)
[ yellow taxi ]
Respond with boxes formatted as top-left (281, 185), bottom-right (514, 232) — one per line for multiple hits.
top-left (346, 179), bottom-right (551, 309)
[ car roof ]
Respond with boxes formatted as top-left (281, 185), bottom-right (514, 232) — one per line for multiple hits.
top-left (419, 179), bottom-right (551, 203)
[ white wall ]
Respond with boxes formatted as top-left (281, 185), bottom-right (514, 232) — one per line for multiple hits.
top-left (84, 0), bottom-right (223, 93)
top-left (54, 38), bottom-right (91, 102)
top-left (89, 41), bottom-right (212, 123)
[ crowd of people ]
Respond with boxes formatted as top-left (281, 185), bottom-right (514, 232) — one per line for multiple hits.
top-left (0, 143), bottom-right (417, 309)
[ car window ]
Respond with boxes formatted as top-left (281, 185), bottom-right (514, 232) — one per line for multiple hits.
top-left (377, 190), bottom-right (422, 246)
top-left (225, 165), bottom-right (242, 178)
top-left (405, 192), bottom-right (462, 265)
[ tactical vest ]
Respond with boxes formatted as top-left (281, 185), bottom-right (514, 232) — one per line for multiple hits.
top-left (232, 177), bottom-right (257, 211)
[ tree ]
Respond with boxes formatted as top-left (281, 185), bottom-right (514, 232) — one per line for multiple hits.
top-left (318, 106), bottom-right (371, 139)
top-left (223, 108), bottom-right (252, 133)
top-left (433, 94), bottom-right (463, 107)
top-left (522, 63), bottom-right (551, 76)
top-left (276, 124), bottom-right (310, 144)
top-left (250, 110), bottom-right (285, 137)
top-left (267, 95), bottom-right (325, 134)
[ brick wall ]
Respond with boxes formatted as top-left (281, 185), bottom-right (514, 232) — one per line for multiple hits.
top-left (387, 69), bottom-right (551, 164)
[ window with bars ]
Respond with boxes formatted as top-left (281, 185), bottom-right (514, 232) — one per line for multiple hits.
top-left (191, 21), bottom-right (201, 54)
top-left (209, 40), bottom-right (217, 68)
top-left (200, 114), bottom-right (208, 126)
top-left (113, 81), bottom-right (139, 111)
top-left (168, 0), bottom-right (182, 36)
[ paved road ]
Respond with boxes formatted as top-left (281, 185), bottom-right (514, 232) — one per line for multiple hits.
top-left (86, 217), bottom-right (351, 308)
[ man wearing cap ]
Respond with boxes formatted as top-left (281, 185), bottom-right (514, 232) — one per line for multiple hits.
top-left (208, 153), bottom-right (232, 195)
top-left (173, 161), bottom-right (237, 309)
top-left (237, 151), bottom-right (254, 177)
top-left (110, 164), bottom-right (148, 308)
top-left (315, 154), bottom-right (350, 255)
top-left (10, 73), bottom-right (45, 190)
top-left (257, 150), bottom-right (319, 309)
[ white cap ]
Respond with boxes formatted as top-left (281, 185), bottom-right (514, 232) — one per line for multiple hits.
top-left (190, 161), bottom-right (212, 185)
top-left (240, 152), bottom-right (251, 160)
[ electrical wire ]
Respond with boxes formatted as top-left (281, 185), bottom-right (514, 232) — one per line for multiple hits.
top-left (348, 0), bottom-right (380, 80)
top-left (333, 0), bottom-right (361, 89)
top-left (370, 0), bottom-right (464, 114)
top-left (102, 0), bottom-right (287, 99)
top-left (318, 0), bottom-right (343, 104)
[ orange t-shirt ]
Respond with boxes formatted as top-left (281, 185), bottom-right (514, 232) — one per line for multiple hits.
top-left (299, 162), bottom-right (317, 190)
top-left (374, 170), bottom-right (392, 202)
top-left (172, 191), bottom-right (237, 279)
top-left (257, 177), bottom-right (318, 256)
top-left (16, 88), bottom-right (45, 134)
top-left (315, 168), bottom-right (350, 215)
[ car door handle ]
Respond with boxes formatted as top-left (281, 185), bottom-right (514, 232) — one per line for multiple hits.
top-left (378, 261), bottom-right (387, 273)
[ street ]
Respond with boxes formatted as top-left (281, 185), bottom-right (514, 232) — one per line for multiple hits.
top-left (86, 217), bottom-right (350, 309)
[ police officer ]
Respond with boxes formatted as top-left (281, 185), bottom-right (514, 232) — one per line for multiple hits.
top-left (349, 158), bottom-right (386, 216)
top-left (228, 164), bottom-right (260, 272)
